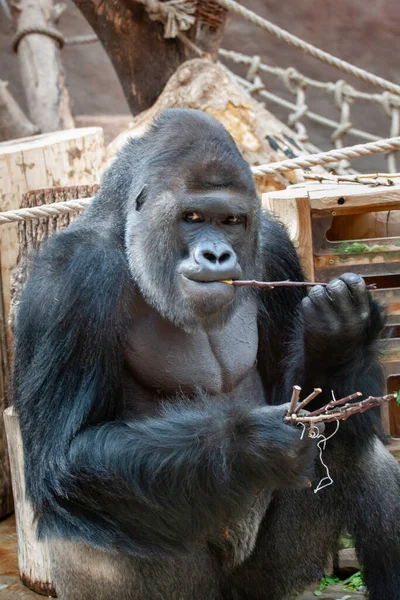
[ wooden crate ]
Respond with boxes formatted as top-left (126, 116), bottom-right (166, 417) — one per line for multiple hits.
top-left (263, 181), bottom-right (400, 437)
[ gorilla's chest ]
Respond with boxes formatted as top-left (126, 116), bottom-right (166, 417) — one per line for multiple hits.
top-left (125, 300), bottom-right (259, 395)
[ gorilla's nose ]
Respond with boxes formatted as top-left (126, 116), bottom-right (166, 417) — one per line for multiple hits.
top-left (195, 243), bottom-right (237, 271)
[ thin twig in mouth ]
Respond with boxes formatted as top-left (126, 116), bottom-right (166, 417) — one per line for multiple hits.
top-left (221, 279), bottom-right (377, 290)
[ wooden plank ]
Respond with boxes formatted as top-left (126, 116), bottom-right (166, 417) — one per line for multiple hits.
top-left (265, 182), bottom-right (400, 217)
top-left (262, 192), bottom-right (314, 278)
top-left (309, 184), bottom-right (400, 215)
top-left (296, 197), bottom-right (314, 280)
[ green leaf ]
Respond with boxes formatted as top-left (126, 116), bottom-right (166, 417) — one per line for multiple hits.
top-left (396, 390), bottom-right (400, 407)
top-left (324, 576), bottom-right (339, 585)
top-left (314, 591), bottom-right (323, 596)
top-left (339, 533), bottom-right (355, 549)
top-left (342, 570), bottom-right (364, 591)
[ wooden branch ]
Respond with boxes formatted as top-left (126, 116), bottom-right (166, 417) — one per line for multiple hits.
top-left (221, 279), bottom-right (377, 290)
top-left (306, 392), bottom-right (363, 418)
top-left (0, 79), bottom-right (39, 142)
top-left (9, 0), bottom-right (74, 132)
top-left (288, 385), bottom-right (302, 414)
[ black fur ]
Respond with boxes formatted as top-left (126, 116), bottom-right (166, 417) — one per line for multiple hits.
top-left (13, 109), bottom-right (400, 599)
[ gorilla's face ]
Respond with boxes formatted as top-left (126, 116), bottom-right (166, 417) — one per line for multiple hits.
top-left (124, 110), bottom-right (262, 330)
top-left (177, 190), bottom-right (248, 316)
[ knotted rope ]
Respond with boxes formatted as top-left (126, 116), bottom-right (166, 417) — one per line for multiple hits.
top-left (12, 26), bottom-right (65, 52)
top-left (214, 0), bottom-right (400, 96)
top-left (136, 0), bottom-right (196, 38)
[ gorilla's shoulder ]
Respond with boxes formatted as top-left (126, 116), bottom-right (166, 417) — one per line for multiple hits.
top-left (34, 224), bottom-right (127, 281)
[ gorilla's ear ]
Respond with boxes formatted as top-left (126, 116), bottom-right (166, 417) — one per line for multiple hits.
top-left (135, 185), bottom-right (147, 212)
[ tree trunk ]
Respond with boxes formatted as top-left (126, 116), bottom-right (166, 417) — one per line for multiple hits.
top-left (73, 0), bottom-right (228, 114)
top-left (9, 0), bottom-right (75, 132)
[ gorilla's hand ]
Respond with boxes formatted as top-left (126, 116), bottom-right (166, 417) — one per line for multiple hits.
top-left (301, 273), bottom-right (384, 369)
top-left (245, 404), bottom-right (317, 489)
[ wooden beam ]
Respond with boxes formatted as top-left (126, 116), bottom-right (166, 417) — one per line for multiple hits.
top-left (308, 184), bottom-right (400, 215)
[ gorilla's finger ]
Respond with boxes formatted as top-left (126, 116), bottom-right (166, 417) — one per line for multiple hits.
top-left (301, 296), bottom-right (321, 318)
top-left (307, 284), bottom-right (329, 309)
top-left (301, 297), bottom-right (333, 331)
top-left (325, 279), bottom-right (352, 313)
top-left (339, 273), bottom-right (369, 314)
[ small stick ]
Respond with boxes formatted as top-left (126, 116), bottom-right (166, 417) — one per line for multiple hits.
top-left (288, 385), bottom-right (302, 415)
top-left (221, 279), bottom-right (377, 290)
top-left (295, 388), bottom-right (322, 413)
top-left (306, 392), bottom-right (362, 417)
top-left (285, 393), bottom-right (395, 427)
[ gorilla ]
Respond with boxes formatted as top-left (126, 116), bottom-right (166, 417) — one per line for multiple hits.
top-left (13, 109), bottom-right (400, 600)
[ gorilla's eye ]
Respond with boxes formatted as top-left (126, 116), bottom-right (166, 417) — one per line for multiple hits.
top-left (183, 212), bottom-right (205, 223)
top-left (223, 215), bottom-right (243, 225)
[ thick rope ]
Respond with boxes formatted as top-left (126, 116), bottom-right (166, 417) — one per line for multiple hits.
top-left (214, 0), bottom-right (400, 96)
top-left (251, 136), bottom-right (400, 176)
top-left (2, 139), bottom-right (400, 225)
top-left (0, 199), bottom-right (92, 225)
top-left (229, 70), bottom-right (380, 143)
top-left (12, 26), bottom-right (65, 52)
top-left (219, 49), bottom-right (399, 103)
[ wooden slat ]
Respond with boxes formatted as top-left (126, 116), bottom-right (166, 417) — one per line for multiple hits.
top-left (308, 184), bottom-right (400, 215)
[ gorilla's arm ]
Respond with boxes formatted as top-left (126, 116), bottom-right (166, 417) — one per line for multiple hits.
top-left (13, 229), bottom-right (312, 556)
top-left (258, 214), bottom-right (385, 439)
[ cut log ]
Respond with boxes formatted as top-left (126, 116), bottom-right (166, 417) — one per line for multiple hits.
top-left (73, 0), bottom-right (228, 114)
top-left (4, 406), bottom-right (56, 596)
top-left (0, 127), bottom-right (105, 519)
top-left (9, 0), bottom-right (74, 132)
top-left (9, 184), bottom-right (100, 332)
top-left (0, 80), bottom-right (39, 142)
top-left (0, 127), bottom-right (105, 355)
top-left (107, 58), bottom-right (326, 193)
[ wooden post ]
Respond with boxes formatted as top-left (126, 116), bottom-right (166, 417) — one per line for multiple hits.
top-left (9, 0), bottom-right (75, 132)
top-left (0, 127), bottom-right (105, 519)
top-left (4, 406), bottom-right (56, 597)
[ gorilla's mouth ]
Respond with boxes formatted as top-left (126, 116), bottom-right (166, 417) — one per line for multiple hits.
top-left (179, 275), bottom-right (237, 301)
top-left (181, 274), bottom-right (238, 284)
